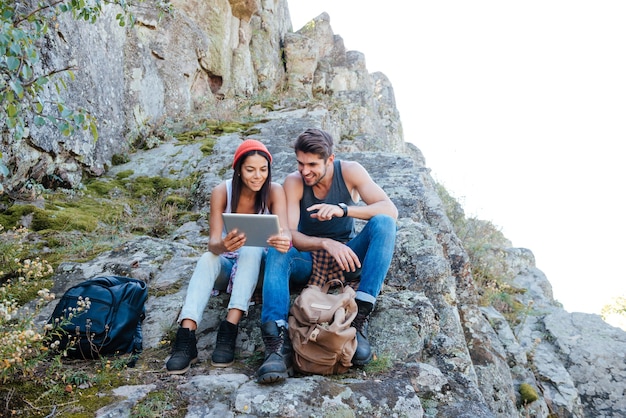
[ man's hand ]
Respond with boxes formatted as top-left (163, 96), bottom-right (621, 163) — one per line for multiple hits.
top-left (323, 239), bottom-right (361, 272)
top-left (307, 203), bottom-right (343, 221)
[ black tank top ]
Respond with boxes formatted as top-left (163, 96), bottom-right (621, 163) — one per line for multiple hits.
top-left (299, 160), bottom-right (355, 242)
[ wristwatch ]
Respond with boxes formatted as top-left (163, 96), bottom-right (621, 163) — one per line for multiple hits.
top-left (337, 203), bottom-right (349, 217)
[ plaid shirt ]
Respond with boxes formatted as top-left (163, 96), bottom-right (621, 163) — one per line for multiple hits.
top-left (308, 249), bottom-right (360, 290)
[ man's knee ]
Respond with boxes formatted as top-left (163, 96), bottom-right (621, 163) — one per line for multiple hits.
top-left (369, 214), bottom-right (397, 235)
top-left (266, 247), bottom-right (291, 264)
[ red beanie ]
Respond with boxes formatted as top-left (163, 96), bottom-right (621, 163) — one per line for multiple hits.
top-left (232, 139), bottom-right (272, 168)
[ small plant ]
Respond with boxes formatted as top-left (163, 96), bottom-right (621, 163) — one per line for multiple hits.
top-left (519, 382), bottom-right (539, 405)
top-left (601, 295), bottom-right (626, 326)
top-left (436, 183), bottom-right (529, 322)
top-left (131, 388), bottom-right (187, 417)
top-left (363, 353), bottom-right (393, 374)
top-left (0, 226), bottom-right (56, 382)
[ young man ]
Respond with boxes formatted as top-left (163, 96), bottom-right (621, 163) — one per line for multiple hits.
top-left (256, 128), bottom-right (398, 384)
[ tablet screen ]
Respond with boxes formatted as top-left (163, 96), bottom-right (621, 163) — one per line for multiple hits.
top-left (221, 213), bottom-right (280, 247)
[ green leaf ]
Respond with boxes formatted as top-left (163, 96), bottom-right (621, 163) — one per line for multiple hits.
top-left (90, 121), bottom-right (99, 140)
top-left (2, 9), bottom-right (14, 20)
top-left (61, 107), bottom-right (72, 118)
top-left (21, 63), bottom-right (33, 79)
top-left (9, 43), bottom-right (22, 55)
top-left (34, 116), bottom-right (46, 127)
top-left (14, 124), bottom-right (25, 140)
top-left (74, 112), bottom-right (85, 125)
top-left (58, 121), bottom-right (70, 136)
top-left (7, 103), bottom-right (18, 117)
top-left (6, 56), bottom-right (20, 71)
top-left (9, 80), bottom-right (24, 98)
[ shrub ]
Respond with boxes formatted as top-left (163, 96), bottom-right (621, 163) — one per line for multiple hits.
top-left (0, 225), bottom-right (55, 382)
top-left (519, 382), bottom-right (539, 405)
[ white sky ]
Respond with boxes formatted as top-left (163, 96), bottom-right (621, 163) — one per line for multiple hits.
top-left (288, 1), bottom-right (626, 316)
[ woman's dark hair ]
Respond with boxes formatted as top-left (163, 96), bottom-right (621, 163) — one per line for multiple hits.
top-left (231, 150), bottom-right (272, 214)
top-left (293, 128), bottom-right (334, 161)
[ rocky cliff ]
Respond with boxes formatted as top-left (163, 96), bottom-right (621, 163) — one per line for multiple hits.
top-left (4, 1), bottom-right (626, 417)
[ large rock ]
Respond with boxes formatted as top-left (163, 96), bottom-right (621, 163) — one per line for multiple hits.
top-left (6, 1), bottom-right (626, 416)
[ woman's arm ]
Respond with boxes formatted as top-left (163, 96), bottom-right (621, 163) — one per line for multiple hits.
top-left (208, 182), bottom-right (246, 254)
top-left (266, 182), bottom-right (292, 253)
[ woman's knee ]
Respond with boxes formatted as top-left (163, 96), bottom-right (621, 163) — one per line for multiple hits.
top-left (198, 251), bottom-right (220, 266)
top-left (239, 246), bottom-right (264, 259)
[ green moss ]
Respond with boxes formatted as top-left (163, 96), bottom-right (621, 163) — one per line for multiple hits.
top-left (163, 195), bottom-right (190, 210)
top-left (111, 154), bottom-right (130, 165)
top-left (519, 382), bottom-right (539, 404)
top-left (200, 138), bottom-right (217, 156)
top-left (2, 377), bottom-right (117, 417)
top-left (0, 204), bottom-right (38, 228)
top-left (363, 353), bottom-right (393, 374)
top-left (148, 279), bottom-right (185, 298)
top-left (84, 179), bottom-right (118, 196)
top-left (131, 388), bottom-right (187, 417)
top-left (243, 128), bottom-right (262, 136)
top-left (115, 170), bottom-right (134, 180)
top-left (127, 176), bottom-right (180, 198)
top-left (4, 203), bottom-right (102, 232)
top-left (174, 130), bottom-right (209, 143)
top-left (174, 120), bottom-right (257, 142)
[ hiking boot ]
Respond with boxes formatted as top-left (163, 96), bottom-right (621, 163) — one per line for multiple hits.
top-left (166, 327), bottom-right (198, 374)
top-left (211, 320), bottom-right (238, 367)
top-left (352, 300), bottom-right (374, 366)
top-left (256, 321), bottom-right (293, 384)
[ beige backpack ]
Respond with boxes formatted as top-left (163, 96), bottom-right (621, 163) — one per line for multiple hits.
top-left (288, 280), bottom-right (358, 375)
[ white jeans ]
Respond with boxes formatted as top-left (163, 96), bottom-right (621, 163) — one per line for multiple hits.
top-left (178, 246), bottom-right (264, 327)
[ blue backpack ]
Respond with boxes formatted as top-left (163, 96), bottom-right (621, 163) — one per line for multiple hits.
top-left (48, 276), bottom-right (148, 360)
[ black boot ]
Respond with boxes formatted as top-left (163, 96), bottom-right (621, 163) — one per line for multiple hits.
top-left (256, 321), bottom-right (293, 384)
top-left (166, 327), bottom-right (198, 374)
top-left (352, 300), bottom-right (374, 366)
top-left (211, 320), bottom-right (238, 367)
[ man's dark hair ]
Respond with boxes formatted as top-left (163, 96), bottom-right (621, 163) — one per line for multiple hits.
top-left (293, 128), bottom-right (334, 161)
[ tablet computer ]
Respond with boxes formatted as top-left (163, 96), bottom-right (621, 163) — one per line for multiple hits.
top-left (221, 213), bottom-right (280, 247)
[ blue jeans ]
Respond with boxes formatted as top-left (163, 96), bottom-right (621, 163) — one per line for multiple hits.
top-left (179, 246), bottom-right (265, 327)
top-left (261, 214), bottom-right (397, 325)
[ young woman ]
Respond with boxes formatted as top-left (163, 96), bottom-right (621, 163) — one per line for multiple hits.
top-left (166, 139), bottom-right (291, 374)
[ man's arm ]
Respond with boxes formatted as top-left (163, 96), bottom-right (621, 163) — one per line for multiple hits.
top-left (341, 160), bottom-right (398, 220)
top-left (307, 160), bottom-right (398, 222)
top-left (284, 172), bottom-right (322, 251)
top-left (283, 172), bottom-right (345, 255)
